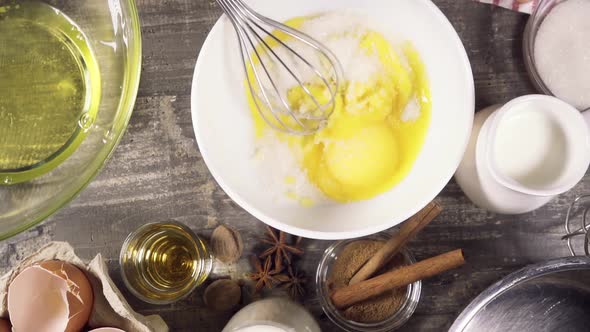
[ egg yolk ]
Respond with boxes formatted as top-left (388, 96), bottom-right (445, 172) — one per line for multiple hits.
top-left (248, 16), bottom-right (431, 203)
top-left (304, 124), bottom-right (400, 201)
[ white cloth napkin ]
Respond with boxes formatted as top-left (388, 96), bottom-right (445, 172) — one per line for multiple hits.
top-left (474, 0), bottom-right (537, 14)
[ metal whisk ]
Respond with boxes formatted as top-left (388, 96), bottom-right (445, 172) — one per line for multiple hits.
top-left (563, 195), bottom-right (590, 256)
top-left (216, 0), bottom-right (343, 135)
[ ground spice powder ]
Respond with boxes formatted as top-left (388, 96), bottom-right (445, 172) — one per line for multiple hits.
top-left (327, 240), bottom-right (408, 323)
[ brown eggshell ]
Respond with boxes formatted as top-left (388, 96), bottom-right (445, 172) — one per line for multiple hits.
top-left (40, 260), bottom-right (94, 332)
top-left (0, 319), bottom-right (11, 332)
top-left (8, 260), bottom-right (94, 332)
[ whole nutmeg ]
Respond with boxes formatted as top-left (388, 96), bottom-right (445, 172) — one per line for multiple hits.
top-left (210, 225), bottom-right (243, 263)
top-left (203, 279), bottom-right (241, 311)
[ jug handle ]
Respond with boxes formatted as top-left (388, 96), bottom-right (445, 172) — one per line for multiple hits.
top-left (583, 108), bottom-right (590, 129)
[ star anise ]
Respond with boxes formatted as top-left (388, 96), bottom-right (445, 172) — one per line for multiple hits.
top-left (247, 256), bottom-right (277, 292)
top-left (260, 226), bottom-right (304, 272)
top-left (276, 265), bottom-right (306, 299)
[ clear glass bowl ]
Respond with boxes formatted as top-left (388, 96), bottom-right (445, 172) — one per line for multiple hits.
top-left (0, 0), bottom-right (141, 239)
top-left (523, 0), bottom-right (564, 99)
top-left (316, 234), bottom-right (421, 332)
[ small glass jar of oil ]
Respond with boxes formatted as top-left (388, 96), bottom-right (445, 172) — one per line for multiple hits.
top-left (120, 221), bottom-right (213, 304)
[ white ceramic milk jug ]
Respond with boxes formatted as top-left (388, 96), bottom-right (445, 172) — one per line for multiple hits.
top-left (455, 95), bottom-right (590, 214)
top-left (222, 297), bottom-right (321, 332)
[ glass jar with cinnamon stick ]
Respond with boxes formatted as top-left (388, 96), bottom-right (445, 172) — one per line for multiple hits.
top-left (316, 233), bottom-right (421, 331)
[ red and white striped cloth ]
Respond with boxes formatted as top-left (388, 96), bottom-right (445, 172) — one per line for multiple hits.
top-left (475, 0), bottom-right (539, 14)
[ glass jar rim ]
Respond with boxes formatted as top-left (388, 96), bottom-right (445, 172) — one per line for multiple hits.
top-left (119, 220), bottom-right (210, 305)
top-left (523, 0), bottom-right (573, 102)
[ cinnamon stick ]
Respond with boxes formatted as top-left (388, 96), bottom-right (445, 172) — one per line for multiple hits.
top-left (349, 201), bottom-right (442, 285)
top-left (331, 249), bottom-right (465, 309)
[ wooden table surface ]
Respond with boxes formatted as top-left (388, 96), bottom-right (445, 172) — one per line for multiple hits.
top-left (1, 0), bottom-right (586, 331)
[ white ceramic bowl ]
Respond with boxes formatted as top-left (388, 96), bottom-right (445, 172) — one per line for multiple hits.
top-left (191, 0), bottom-right (474, 239)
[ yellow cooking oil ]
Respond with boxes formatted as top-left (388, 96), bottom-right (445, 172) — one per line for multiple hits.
top-left (0, 1), bottom-right (100, 184)
top-left (120, 222), bottom-right (213, 304)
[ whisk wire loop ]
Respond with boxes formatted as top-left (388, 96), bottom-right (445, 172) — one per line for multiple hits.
top-left (217, 0), bottom-right (293, 129)
top-left (215, 0), bottom-right (343, 135)
top-left (563, 194), bottom-right (590, 256)
top-left (235, 0), bottom-right (341, 97)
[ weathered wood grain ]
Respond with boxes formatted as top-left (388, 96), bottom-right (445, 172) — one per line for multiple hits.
top-left (1, 1), bottom-right (586, 331)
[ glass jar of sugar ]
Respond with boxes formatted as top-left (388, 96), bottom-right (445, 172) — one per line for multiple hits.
top-left (222, 297), bottom-right (320, 332)
top-left (524, 0), bottom-right (590, 110)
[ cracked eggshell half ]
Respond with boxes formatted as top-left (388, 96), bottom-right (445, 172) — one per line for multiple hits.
top-left (8, 260), bottom-right (94, 332)
top-left (89, 329), bottom-right (126, 332)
